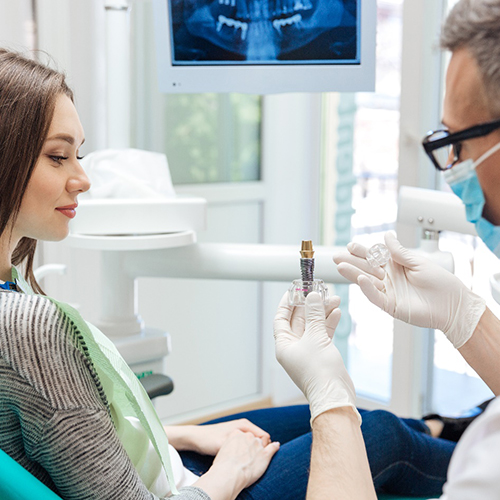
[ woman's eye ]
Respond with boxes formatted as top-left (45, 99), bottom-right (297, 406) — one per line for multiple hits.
top-left (49, 155), bottom-right (68, 163)
top-left (77, 155), bottom-right (85, 161)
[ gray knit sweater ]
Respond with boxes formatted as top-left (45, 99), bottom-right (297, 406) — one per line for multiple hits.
top-left (0, 291), bottom-right (210, 500)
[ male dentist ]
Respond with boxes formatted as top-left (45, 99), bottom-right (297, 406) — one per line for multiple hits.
top-left (274, 0), bottom-right (500, 498)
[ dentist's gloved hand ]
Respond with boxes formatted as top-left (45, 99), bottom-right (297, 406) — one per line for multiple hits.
top-left (333, 232), bottom-right (486, 349)
top-left (274, 292), bottom-right (361, 425)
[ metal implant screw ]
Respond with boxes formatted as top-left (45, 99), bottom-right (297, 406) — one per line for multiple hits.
top-left (300, 240), bottom-right (315, 282)
top-left (288, 240), bottom-right (328, 306)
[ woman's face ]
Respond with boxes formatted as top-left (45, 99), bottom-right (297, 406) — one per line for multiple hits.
top-left (14, 94), bottom-right (90, 242)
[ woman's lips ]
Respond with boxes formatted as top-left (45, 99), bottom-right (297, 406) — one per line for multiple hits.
top-left (56, 205), bottom-right (77, 219)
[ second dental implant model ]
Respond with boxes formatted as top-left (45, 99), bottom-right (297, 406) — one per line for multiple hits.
top-left (288, 240), bottom-right (329, 306)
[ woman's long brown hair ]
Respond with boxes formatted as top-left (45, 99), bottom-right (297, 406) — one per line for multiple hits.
top-left (0, 49), bottom-right (74, 294)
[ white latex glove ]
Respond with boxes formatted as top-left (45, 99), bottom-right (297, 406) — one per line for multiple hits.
top-left (333, 232), bottom-right (486, 349)
top-left (274, 292), bottom-right (361, 425)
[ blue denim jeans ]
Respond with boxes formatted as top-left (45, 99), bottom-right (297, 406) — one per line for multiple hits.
top-left (179, 405), bottom-right (455, 499)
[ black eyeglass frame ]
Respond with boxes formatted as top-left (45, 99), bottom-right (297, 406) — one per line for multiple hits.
top-left (422, 118), bottom-right (500, 171)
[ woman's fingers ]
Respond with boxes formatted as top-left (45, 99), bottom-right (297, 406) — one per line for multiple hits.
top-left (215, 430), bottom-right (280, 489)
top-left (263, 440), bottom-right (280, 459)
top-left (234, 419), bottom-right (271, 444)
top-left (249, 435), bottom-right (280, 479)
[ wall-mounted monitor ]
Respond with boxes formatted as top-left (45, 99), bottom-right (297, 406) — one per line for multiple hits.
top-left (153, 0), bottom-right (376, 94)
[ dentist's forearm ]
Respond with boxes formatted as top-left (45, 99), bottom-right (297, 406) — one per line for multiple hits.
top-left (459, 307), bottom-right (500, 395)
top-left (307, 407), bottom-right (377, 500)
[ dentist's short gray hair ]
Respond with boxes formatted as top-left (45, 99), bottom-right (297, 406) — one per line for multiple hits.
top-left (441, 0), bottom-right (500, 116)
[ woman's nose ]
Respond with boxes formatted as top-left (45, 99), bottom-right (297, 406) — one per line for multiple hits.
top-left (68, 161), bottom-right (91, 194)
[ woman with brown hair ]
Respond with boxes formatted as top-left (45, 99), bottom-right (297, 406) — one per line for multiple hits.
top-left (0, 48), bottom-right (285, 500)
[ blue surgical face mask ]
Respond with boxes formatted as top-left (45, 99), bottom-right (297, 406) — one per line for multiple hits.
top-left (443, 141), bottom-right (500, 256)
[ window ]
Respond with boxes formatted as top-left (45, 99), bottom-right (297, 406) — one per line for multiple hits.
top-left (347, 0), bottom-right (403, 402)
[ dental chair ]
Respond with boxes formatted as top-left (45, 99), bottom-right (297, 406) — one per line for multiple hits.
top-left (0, 449), bottom-right (61, 500)
top-left (0, 373), bottom-right (173, 500)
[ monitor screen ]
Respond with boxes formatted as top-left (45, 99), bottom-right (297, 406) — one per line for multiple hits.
top-left (153, 0), bottom-right (376, 94)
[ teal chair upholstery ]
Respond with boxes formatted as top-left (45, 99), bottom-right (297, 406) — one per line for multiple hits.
top-left (0, 449), bottom-right (61, 500)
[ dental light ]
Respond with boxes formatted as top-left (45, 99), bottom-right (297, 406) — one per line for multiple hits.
top-left (398, 186), bottom-right (476, 238)
top-left (398, 186), bottom-right (500, 306)
top-left (397, 186), bottom-right (477, 274)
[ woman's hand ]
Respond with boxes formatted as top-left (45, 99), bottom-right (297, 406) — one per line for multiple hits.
top-left (194, 429), bottom-right (280, 500)
top-left (165, 419), bottom-right (271, 456)
top-left (212, 429), bottom-right (280, 489)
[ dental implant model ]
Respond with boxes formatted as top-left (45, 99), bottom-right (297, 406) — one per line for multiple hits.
top-left (288, 240), bottom-right (329, 306)
top-left (366, 243), bottom-right (390, 267)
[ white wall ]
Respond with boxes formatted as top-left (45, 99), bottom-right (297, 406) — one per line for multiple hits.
top-left (0, 0), bottom-right (34, 50)
top-left (36, 0), bottom-right (107, 154)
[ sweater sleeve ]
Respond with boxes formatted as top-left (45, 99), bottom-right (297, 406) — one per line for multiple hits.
top-left (177, 487), bottom-right (212, 500)
top-left (32, 406), bottom-right (212, 500)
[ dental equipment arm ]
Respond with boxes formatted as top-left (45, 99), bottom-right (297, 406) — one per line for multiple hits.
top-left (123, 243), bottom-right (348, 283)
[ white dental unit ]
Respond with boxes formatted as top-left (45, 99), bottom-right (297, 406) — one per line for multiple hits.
top-left (63, 182), bottom-right (484, 398)
top-left (65, 193), bottom-right (351, 375)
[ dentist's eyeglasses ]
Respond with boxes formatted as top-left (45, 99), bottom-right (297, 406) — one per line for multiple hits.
top-left (422, 118), bottom-right (500, 171)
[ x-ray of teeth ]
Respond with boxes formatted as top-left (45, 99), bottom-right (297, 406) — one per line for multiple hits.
top-left (169, 0), bottom-right (359, 64)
